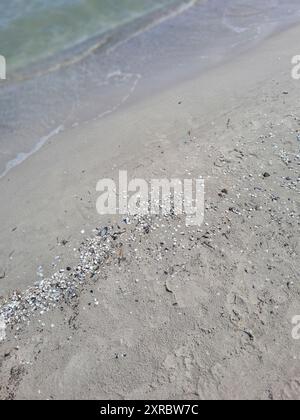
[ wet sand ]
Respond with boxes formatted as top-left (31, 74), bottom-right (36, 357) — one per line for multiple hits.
top-left (0, 18), bottom-right (300, 400)
top-left (1, 0), bottom-right (300, 177)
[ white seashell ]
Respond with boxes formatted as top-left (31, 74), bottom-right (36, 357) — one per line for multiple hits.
top-left (0, 314), bottom-right (6, 342)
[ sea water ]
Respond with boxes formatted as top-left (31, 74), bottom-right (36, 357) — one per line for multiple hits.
top-left (0, 0), bottom-right (182, 71)
top-left (1, 0), bottom-right (300, 177)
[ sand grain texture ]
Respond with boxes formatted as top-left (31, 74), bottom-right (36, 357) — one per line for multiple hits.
top-left (0, 23), bottom-right (300, 400)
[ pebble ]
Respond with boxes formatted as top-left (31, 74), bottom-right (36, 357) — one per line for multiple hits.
top-left (98, 227), bottom-right (109, 238)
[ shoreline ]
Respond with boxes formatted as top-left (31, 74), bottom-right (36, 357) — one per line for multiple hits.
top-left (1, 19), bottom-right (300, 294)
top-left (0, 17), bottom-right (300, 400)
top-left (1, 0), bottom-right (300, 178)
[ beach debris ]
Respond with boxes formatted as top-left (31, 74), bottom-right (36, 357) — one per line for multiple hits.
top-left (143, 224), bottom-right (151, 234)
top-left (0, 314), bottom-right (6, 341)
top-left (165, 280), bottom-right (173, 294)
top-left (0, 105), bottom-right (298, 352)
top-left (242, 329), bottom-right (254, 341)
top-left (0, 272), bottom-right (80, 326)
top-left (229, 207), bottom-right (241, 215)
top-left (0, 271), bottom-right (5, 280)
top-left (36, 266), bottom-right (44, 279)
top-left (98, 227), bottom-right (109, 238)
top-left (297, 133), bottom-right (300, 142)
top-left (0, 214), bottom-right (161, 327)
top-left (219, 188), bottom-right (228, 197)
top-left (114, 352), bottom-right (127, 360)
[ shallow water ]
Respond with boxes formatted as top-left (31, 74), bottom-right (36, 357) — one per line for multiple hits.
top-left (0, 0), bottom-right (181, 71)
top-left (1, 0), bottom-right (300, 177)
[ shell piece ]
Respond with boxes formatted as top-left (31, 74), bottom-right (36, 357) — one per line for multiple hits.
top-left (0, 314), bottom-right (6, 342)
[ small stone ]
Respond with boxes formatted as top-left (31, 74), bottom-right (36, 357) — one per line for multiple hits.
top-left (98, 227), bottom-right (109, 238)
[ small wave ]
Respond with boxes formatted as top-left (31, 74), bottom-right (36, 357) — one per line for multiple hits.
top-left (0, 125), bottom-right (64, 179)
top-left (222, 17), bottom-right (249, 34)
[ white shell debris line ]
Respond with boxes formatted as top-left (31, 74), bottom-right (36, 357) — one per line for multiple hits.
top-left (0, 214), bottom-right (173, 330)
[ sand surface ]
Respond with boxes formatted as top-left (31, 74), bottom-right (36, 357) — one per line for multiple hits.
top-left (0, 23), bottom-right (300, 400)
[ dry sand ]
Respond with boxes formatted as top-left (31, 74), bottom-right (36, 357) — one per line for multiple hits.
top-left (0, 23), bottom-right (300, 400)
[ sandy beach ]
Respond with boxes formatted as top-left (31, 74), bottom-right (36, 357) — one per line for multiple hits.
top-left (0, 6), bottom-right (300, 400)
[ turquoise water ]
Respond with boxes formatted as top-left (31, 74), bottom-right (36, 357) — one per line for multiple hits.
top-left (0, 0), bottom-right (181, 71)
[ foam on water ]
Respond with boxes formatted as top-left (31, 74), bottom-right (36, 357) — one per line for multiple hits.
top-left (0, 125), bottom-right (64, 179)
top-left (1, 0), bottom-right (300, 178)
